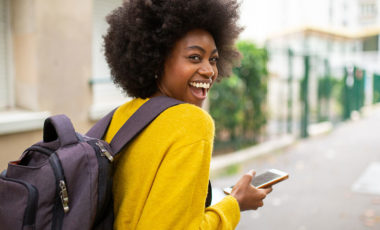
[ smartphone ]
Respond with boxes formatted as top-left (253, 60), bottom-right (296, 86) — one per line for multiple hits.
top-left (223, 169), bottom-right (289, 195)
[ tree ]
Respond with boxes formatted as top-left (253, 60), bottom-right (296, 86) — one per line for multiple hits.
top-left (210, 40), bottom-right (268, 152)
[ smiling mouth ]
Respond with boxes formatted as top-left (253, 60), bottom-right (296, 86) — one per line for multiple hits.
top-left (189, 81), bottom-right (212, 100)
top-left (189, 82), bottom-right (211, 89)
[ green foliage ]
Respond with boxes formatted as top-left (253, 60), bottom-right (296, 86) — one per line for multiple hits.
top-left (209, 74), bottom-right (245, 140)
top-left (318, 76), bottom-right (334, 100)
top-left (209, 40), bottom-right (268, 153)
top-left (317, 76), bottom-right (342, 122)
top-left (374, 91), bottom-right (380, 104)
top-left (373, 74), bottom-right (380, 103)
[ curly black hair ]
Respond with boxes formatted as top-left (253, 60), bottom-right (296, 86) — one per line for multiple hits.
top-left (104, 0), bottom-right (243, 98)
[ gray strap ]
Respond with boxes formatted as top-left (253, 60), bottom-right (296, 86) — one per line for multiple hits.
top-left (86, 96), bottom-right (183, 155)
top-left (110, 96), bottom-right (182, 154)
top-left (85, 109), bottom-right (116, 139)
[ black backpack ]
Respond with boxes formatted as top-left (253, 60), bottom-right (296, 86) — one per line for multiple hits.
top-left (0, 96), bottom-right (213, 230)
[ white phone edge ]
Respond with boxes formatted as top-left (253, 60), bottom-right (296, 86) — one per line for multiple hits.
top-left (223, 169), bottom-right (289, 195)
top-left (223, 187), bottom-right (233, 195)
top-left (267, 168), bottom-right (288, 177)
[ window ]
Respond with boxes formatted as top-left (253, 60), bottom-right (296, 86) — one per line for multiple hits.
top-left (0, 0), bottom-right (49, 135)
top-left (0, 0), bottom-right (12, 110)
top-left (90, 0), bottom-right (129, 120)
top-left (362, 35), bottom-right (379, 51)
top-left (359, 1), bottom-right (378, 19)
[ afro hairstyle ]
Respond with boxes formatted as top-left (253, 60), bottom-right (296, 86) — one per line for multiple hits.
top-left (104, 0), bottom-right (243, 98)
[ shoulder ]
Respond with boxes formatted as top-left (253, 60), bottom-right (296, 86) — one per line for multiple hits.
top-left (166, 103), bottom-right (213, 125)
top-left (153, 103), bottom-right (215, 141)
top-left (164, 103), bottom-right (214, 129)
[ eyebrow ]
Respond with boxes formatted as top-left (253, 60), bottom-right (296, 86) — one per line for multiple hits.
top-left (186, 45), bottom-right (218, 55)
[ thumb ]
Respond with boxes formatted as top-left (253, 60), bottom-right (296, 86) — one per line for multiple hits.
top-left (241, 170), bottom-right (256, 184)
top-left (248, 169), bottom-right (256, 177)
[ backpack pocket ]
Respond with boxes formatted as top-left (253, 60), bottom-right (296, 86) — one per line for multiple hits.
top-left (0, 174), bottom-right (39, 230)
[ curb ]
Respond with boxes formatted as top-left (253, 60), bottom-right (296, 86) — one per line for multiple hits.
top-left (210, 135), bottom-right (296, 176)
top-left (210, 121), bottom-right (333, 177)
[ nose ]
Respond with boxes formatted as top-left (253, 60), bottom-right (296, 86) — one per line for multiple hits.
top-left (199, 63), bottom-right (216, 79)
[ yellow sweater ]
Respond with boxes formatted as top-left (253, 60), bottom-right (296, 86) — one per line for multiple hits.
top-left (105, 98), bottom-right (240, 230)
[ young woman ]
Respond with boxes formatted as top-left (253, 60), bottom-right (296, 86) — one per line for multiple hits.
top-left (103, 0), bottom-right (272, 229)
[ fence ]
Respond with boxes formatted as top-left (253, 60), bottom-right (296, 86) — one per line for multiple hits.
top-left (373, 74), bottom-right (380, 104)
top-left (267, 48), bottom-right (375, 139)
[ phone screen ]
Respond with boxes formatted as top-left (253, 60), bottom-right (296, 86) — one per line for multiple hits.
top-left (223, 169), bottom-right (288, 195)
top-left (252, 171), bottom-right (284, 188)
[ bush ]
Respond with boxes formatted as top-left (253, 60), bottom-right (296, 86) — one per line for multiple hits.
top-left (210, 41), bottom-right (268, 154)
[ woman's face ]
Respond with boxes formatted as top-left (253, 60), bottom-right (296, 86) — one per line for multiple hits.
top-left (156, 29), bottom-right (219, 107)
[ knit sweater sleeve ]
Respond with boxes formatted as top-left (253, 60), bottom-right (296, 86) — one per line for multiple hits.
top-left (134, 105), bottom-right (241, 230)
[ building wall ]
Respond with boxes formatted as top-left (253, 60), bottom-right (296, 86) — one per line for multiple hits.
top-left (12, 0), bottom-right (93, 120)
top-left (0, 0), bottom-right (95, 170)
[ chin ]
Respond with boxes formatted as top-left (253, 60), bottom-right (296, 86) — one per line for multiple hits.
top-left (182, 96), bottom-right (205, 108)
top-left (193, 101), bottom-right (204, 108)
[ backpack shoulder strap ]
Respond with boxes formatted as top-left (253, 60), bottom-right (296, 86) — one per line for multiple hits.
top-left (86, 96), bottom-right (183, 155)
top-left (85, 109), bottom-right (116, 140)
top-left (109, 96), bottom-right (182, 154)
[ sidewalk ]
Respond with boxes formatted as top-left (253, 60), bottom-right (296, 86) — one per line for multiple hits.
top-left (212, 104), bottom-right (380, 230)
top-left (210, 120), bottom-right (334, 178)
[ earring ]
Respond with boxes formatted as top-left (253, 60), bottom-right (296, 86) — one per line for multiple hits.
top-left (154, 74), bottom-right (158, 79)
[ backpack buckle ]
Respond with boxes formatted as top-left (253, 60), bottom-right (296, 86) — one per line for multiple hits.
top-left (96, 142), bottom-right (114, 162)
top-left (59, 180), bottom-right (70, 213)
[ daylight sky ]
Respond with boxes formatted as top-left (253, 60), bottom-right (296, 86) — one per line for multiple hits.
top-left (239, 0), bottom-right (335, 43)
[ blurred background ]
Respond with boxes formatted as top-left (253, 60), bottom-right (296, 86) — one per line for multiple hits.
top-left (0, 0), bottom-right (379, 229)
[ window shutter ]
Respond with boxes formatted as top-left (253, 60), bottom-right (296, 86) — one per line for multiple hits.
top-left (90, 0), bottom-right (128, 120)
top-left (0, 0), bottom-right (10, 110)
top-left (92, 0), bottom-right (127, 105)
top-left (93, 0), bottom-right (122, 80)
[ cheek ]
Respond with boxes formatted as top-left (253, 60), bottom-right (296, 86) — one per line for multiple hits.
top-left (173, 67), bottom-right (193, 83)
top-left (162, 69), bottom-right (189, 90)
top-left (213, 68), bottom-right (219, 80)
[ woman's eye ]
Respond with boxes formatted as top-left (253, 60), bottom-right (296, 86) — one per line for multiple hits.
top-left (210, 57), bottom-right (219, 64)
top-left (189, 55), bottom-right (201, 61)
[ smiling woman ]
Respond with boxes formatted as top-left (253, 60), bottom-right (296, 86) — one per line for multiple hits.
top-left (104, 0), bottom-right (242, 99)
top-left (156, 29), bottom-right (218, 107)
top-left (102, 0), bottom-right (273, 229)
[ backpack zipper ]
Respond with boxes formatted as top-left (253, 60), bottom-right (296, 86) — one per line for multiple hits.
top-left (95, 141), bottom-right (114, 162)
top-left (49, 153), bottom-right (69, 213)
top-left (48, 152), bottom-right (68, 230)
top-left (0, 174), bottom-right (39, 227)
top-left (59, 180), bottom-right (69, 213)
top-left (89, 140), bottom-right (114, 225)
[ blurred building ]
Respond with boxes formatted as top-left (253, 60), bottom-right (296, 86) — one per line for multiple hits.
top-left (264, 0), bottom-right (380, 137)
top-left (0, 0), bottom-right (127, 169)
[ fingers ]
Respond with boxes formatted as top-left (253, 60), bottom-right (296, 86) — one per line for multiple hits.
top-left (241, 170), bottom-right (256, 184)
top-left (231, 170), bottom-right (274, 211)
top-left (262, 186), bottom-right (273, 194)
top-left (247, 169), bottom-right (256, 177)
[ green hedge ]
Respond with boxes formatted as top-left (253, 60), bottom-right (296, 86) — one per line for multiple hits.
top-left (210, 41), bottom-right (268, 154)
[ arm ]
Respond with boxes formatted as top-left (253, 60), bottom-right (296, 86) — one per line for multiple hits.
top-left (136, 139), bottom-right (240, 230)
top-left (201, 196), bottom-right (240, 229)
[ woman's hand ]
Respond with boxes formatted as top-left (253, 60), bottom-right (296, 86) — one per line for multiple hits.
top-left (230, 170), bottom-right (273, 211)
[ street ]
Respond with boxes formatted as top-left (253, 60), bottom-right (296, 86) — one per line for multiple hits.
top-left (212, 106), bottom-right (380, 230)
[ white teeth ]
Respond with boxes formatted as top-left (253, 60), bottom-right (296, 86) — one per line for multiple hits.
top-left (190, 82), bottom-right (210, 89)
